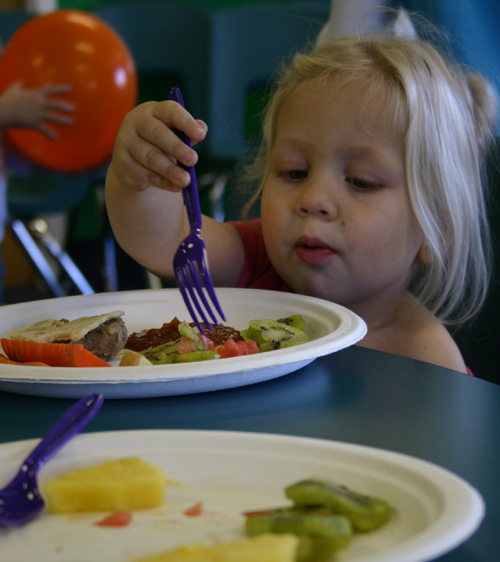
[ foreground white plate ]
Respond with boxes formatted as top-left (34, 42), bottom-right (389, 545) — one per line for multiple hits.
top-left (0, 288), bottom-right (366, 399)
top-left (0, 430), bottom-right (484, 562)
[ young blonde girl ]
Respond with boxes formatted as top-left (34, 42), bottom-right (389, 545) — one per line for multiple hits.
top-left (105, 34), bottom-right (497, 374)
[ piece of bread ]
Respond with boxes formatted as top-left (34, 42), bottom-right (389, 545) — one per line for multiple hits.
top-left (8, 311), bottom-right (128, 360)
top-left (8, 311), bottom-right (125, 343)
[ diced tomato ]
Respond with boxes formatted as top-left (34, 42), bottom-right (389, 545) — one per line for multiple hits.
top-left (216, 338), bottom-right (237, 358)
top-left (197, 333), bottom-right (215, 351)
top-left (216, 338), bottom-right (261, 358)
top-left (245, 339), bottom-right (260, 354)
top-left (183, 502), bottom-right (203, 517)
top-left (236, 341), bottom-right (248, 354)
top-left (94, 511), bottom-right (133, 527)
top-left (178, 336), bottom-right (197, 354)
top-left (218, 338), bottom-right (238, 357)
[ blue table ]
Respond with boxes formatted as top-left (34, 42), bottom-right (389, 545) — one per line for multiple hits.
top-left (0, 345), bottom-right (498, 561)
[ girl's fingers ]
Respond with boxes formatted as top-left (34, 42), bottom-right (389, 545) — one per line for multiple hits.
top-left (113, 100), bottom-right (207, 192)
top-left (150, 101), bottom-right (207, 165)
top-left (137, 121), bottom-right (196, 171)
top-left (119, 151), bottom-right (170, 191)
top-left (155, 99), bottom-right (207, 141)
top-left (127, 152), bottom-right (185, 193)
top-left (125, 133), bottom-right (190, 190)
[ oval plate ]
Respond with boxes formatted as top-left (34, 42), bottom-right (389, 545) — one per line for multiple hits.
top-left (0, 288), bottom-right (366, 399)
top-left (0, 430), bottom-right (485, 562)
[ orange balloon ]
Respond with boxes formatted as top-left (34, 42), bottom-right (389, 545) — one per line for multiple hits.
top-left (0, 10), bottom-right (137, 172)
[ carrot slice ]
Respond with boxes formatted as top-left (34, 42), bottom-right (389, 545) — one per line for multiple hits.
top-left (0, 340), bottom-right (110, 368)
top-left (0, 353), bottom-right (49, 367)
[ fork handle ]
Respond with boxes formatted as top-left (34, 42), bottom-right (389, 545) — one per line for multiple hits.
top-left (169, 87), bottom-right (203, 232)
top-left (23, 393), bottom-right (104, 469)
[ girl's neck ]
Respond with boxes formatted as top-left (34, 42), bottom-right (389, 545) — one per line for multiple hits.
top-left (354, 290), bottom-right (438, 352)
top-left (351, 289), bottom-right (429, 340)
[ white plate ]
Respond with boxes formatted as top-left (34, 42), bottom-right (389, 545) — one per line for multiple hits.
top-left (0, 430), bottom-right (484, 562)
top-left (0, 288), bottom-right (366, 399)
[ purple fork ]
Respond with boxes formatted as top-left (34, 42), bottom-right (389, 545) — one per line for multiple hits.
top-left (0, 393), bottom-right (103, 527)
top-left (169, 87), bottom-right (226, 334)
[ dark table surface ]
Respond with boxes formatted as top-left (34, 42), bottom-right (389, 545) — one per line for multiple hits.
top-left (0, 345), bottom-right (498, 561)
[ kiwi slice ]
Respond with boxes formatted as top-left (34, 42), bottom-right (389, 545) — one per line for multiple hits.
top-left (140, 340), bottom-right (180, 365)
top-left (285, 479), bottom-right (392, 532)
top-left (173, 350), bottom-right (215, 363)
top-left (246, 319), bottom-right (308, 352)
top-left (178, 321), bottom-right (207, 352)
top-left (276, 315), bottom-right (306, 331)
top-left (245, 508), bottom-right (352, 561)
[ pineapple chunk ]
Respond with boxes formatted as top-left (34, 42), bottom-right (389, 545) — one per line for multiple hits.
top-left (43, 457), bottom-right (166, 513)
top-left (132, 534), bottom-right (299, 562)
top-left (119, 350), bottom-right (153, 366)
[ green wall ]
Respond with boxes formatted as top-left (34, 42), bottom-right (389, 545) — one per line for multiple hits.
top-left (58, 0), bottom-right (314, 14)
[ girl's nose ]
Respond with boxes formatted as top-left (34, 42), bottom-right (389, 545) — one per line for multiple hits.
top-left (296, 177), bottom-right (338, 219)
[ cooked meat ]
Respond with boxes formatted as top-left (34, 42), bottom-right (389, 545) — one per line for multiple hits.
top-left (75, 318), bottom-right (128, 361)
top-left (125, 317), bottom-right (243, 352)
top-left (195, 323), bottom-right (244, 347)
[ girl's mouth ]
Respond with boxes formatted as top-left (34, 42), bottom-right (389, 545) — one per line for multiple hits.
top-left (295, 237), bottom-right (336, 265)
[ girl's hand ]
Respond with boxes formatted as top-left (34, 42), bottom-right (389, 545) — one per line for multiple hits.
top-left (0, 82), bottom-right (75, 138)
top-left (110, 100), bottom-right (207, 193)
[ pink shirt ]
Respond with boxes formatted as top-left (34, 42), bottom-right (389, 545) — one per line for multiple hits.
top-left (230, 219), bottom-right (292, 292)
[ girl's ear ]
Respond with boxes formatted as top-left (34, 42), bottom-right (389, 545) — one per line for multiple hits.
top-left (417, 241), bottom-right (433, 265)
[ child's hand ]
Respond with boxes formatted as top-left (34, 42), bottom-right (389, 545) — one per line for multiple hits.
top-left (0, 82), bottom-right (75, 138)
top-left (110, 100), bottom-right (207, 193)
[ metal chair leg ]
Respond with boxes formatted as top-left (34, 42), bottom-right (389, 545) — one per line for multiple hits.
top-left (9, 218), bottom-right (94, 297)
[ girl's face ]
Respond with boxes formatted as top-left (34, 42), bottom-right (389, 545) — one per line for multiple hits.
top-left (261, 77), bottom-right (425, 320)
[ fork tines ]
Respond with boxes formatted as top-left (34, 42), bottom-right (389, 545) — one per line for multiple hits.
top-left (174, 245), bottom-right (226, 335)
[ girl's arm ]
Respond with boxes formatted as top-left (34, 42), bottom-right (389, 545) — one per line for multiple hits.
top-left (105, 100), bottom-right (244, 286)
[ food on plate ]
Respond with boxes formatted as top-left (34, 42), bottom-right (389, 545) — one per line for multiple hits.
top-left (7, 310), bottom-right (127, 360)
top-left (0, 352), bottom-right (49, 367)
top-left (183, 501), bottom-right (203, 517)
top-left (285, 479), bottom-right (392, 532)
top-left (43, 457), bottom-right (168, 513)
top-left (94, 510), bottom-right (133, 527)
top-left (126, 316), bottom-right (308, 365)
top-left (130, 534), bottom-right (299, 562)
top-left (244, 508), bottom-right (352, 562)
top-left (119, 349), bottom-right (153, 367)
top-left (125, 317), bottom-right (244, 353)
top-left (215, 338), bottom-right (260, 358)
top-left (276, 315), bottom-right (307, 331)
top-left (139, 322), bottom-right (217, 365)
top-left (1, 313), bottom-right (310, 368)
top-left (244, 319), bottom-right (309, 352)
top-left (139, 339), bottom-right (183, 365)
top-left (243, 478), bottom-right (392, 561)
top-left (173, 350), bottom-right (216, 363)
top-left (0, 339), bottom-right (110, 368)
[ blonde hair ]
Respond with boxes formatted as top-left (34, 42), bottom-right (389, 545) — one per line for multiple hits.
top-left (242, 35), bottom-right (498, 326)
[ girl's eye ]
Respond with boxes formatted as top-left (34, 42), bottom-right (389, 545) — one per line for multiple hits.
top-left (346, 177), bottom-right (381, 190)
top-left (280, 169), bottom-right (308, 180)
